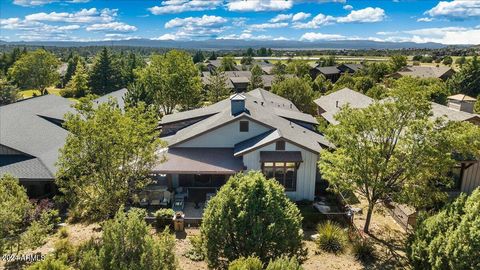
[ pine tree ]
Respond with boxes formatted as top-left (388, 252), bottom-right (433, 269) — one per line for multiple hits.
top-left (207, 71), bottom-right (231, 103)
top-left (65, 61), bottom-right (89, 98)
top-left (88, 48), bottom-right (122, 95)
top-left (192, 51), bottom-right (205, 64)
top-left (248, 64), bottom-right (264, 91)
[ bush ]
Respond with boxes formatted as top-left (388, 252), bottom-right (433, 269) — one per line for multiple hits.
top-left (201, 172), bottom-right (306, 268)
top-left (266, 257), bottom-right (303, 270)
top-left (352, 239), bottom-right (376, 264)
top-left (228, 257), bottom-right (263, 270)
top-left (53, 239), bottom-right (76, 262)
top-left (155, 208), bottom-right (174, 229)
top-left (59, 88), bottom-right (75, 98)
top-left (315, 221), bottom-right (347, 254)
top-left (26, 256), bottom-right (72, 270)
top-left (184, 234), bottom-right (205, 261)
top-left (58, 227), bottom-right (69, 238)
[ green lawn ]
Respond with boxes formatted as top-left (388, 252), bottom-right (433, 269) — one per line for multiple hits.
top-left (19, 87), bottom-right (63, 98)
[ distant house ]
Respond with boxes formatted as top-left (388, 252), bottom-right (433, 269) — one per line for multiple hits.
top-left (446, 94), bottom-right (477, 114)
top-left (0, 89), bottom-right (128, 197)
top-left (390, 66), bottom-right (455, 81)
top-left (309, 65), bottom-right (341, 82)
top-left (337, 63), bottom-right (364, 74)
top-left (201, 71), bottom-right (291, 92)
top-left (314, 88), bottom-right (480, 195)
top-left (157, 89), bottom-right (330, 202)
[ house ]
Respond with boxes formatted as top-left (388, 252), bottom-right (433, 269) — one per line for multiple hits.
top-left (309, 65), bottom-right (341, 82)
top-left (201, 71), bottom-right (290, 92)
top-left (157, 89), bottom-right (331, 202)
top-left (0, 89), bottom-right (128, 197)
top-left (337, 63), bottom-right (364, 74)
top-left (390, 66), bottom-right (455, 81)
top-left (315, 88), bottom-right (480, 195)
top-left (205, 59), bottom-right (240, 72)
top-left (314, 88), bottom-right (374, 125)
top-left (446, 94), bottom-right (477, 114)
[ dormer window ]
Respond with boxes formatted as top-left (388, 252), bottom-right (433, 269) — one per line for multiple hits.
top-left (240, 121), bottom-right (249, 132)
top-left (276, 140), bottom-right (285, 151)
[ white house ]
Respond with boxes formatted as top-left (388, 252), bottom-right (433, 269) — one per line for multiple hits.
top-left (156, 89), bottom-right (332, 201)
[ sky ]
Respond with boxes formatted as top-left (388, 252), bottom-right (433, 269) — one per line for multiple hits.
top-left (1, 0), bottom-right (480, 45)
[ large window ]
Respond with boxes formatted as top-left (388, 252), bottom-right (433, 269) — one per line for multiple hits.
top-left (262, 162), bottom-right (297, 191)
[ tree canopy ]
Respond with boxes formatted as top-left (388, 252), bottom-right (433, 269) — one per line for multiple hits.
top-left (271, 76), bottom-right (316, 113)
top-left (64, 60), bottom-right (89, 98)
top-left (88, 48), bottom-right (123, 95)
top-left (206, 71), bottom-right (231, 103)
top-left (447, 56), bottom-right (480, 97)
top-left (286, 60), bottom-right (310, 77)
top-left (220, 55), bottom-right (236, 71)
top-left (56, 97), bottom-right (164, 221)
top-left (407, 188), bottom-right (480, 270)
top-left (201, 172), bottom-right (306, 268)
top-left (319, 77), bottom-right (480, 232)
top-left (8, 49), bottom-right (59, 95)
top-left (248, 64), bottom-right (264, 91)
top-left (0, 78), bottom-right (19, 105)
top-left (389, 55), bottom-right (408, 72)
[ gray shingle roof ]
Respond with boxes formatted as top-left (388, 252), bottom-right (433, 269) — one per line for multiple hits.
top-left (314, 88), bottom-right (374, 124)
top-left (165, 89), bottom-right (331, 154)
top-left (315, 66), bottom-right (341, 75)
top-left (431, 102), bottom-right (480, 122)
top-left (0, 157), bottom-right (53, 179)
top-left (395, 66), bottom-right (454, 79)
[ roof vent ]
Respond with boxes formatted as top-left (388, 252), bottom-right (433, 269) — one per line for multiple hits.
top-left (336, 100), bottom-right (339, 108)
top-left (230, 93), bottom-right (246, 116)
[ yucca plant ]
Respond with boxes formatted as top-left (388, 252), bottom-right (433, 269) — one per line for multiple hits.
top-left (352, 239), bottom-right (376, 264)
top-left (315, 221), bottom-right (347, 254)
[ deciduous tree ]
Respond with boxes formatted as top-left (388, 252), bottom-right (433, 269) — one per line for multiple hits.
top-left (389, 55), bottom-right (407, 72)
top-left (220, 55), bottom-right (236, 71)
top-left (319, 78), bottom-right (480, 233)
top-left (271, 76), bottom-right (315, 113)
top-left (56, 97), bottom-right (164, 220)
top-left (447, 56), bottom-right (480, 97)
top-left (248, 64), bottom-right (264, 91)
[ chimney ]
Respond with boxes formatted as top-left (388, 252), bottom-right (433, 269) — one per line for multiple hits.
top-left (230, 93), bottom-right (246, 115)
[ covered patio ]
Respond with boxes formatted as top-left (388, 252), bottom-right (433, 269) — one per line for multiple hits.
top-left (150, 147), bottom-right (246, 219)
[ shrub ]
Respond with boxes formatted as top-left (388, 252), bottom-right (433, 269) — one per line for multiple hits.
top-left (25, 256), bottom-right (72, 270)
top-left (59, 88), bottom-right (75, 98)
top-left (53, 239), bottom-right (76, 262)
top-left (58, 227), bottom-right (69, 238)
top-left (155, 208), bottom-right (174, 229)
top-left (228, 257), bottom-right (263, 270)
top-left (315, 221), bottom-right (347, 254)
top-left (20, 220), bottom-right (49, 250)
top-left (201, 172), bottom-right (306, 268)
top-left (184, 234), bottom-right (205, 261)
top-left (266, 257), bottom-right (303, 270)
top-left (352, 239), bottom-right (376, 264)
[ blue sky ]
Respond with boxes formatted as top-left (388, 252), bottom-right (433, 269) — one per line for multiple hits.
top-left (1, 0), bottom-right (480, 44)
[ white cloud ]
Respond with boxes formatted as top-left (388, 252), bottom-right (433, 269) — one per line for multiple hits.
top-left (103, 33), bottom-right (140, 41)
top-left (25, 8), bottom-right (117, 24)
top-left (426, 0), bottom-right (480, 19)
top-left (417, 17), bottom-right (433, 22)
top-left (293, 13), bottom-right (335, 28)
top-left (300, 32), bottom-right (346, 41)
top-left (86, 22), bottom-right (137, 33)
top-left (218, 30), bottom-right (289, 41)
top-left (343, 5), bottom-right (353, 10)
top-left (165, 15), bottom-right (227, 28)
top-left (153, 33), bottom-right (178, 40)
top-left (227, 0), bottom-right (293, 12)
top-left (0, 17), bottom-right (80, 32)
top-left (404, 26), bottom-right (467, 37)
top-left (375, 26), bottom-right (480, 45)
top-left (249, 22), bottom-right (288, 30)
top-left (149, 0), bottom-right (222, 15)
top-left (13, 0), bottom-right (89, 6)
top-left (292, 12), bottom-right (311, 22)
top-left (336, 7), bottom-right (385, 23)
top-left (270, 14), bottom-right (292, 23)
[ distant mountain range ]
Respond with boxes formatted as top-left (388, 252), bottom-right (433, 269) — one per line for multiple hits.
top-left (0, 39), bottom-right (452, 50)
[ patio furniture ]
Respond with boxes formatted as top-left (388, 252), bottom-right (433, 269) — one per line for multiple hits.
top-left (150, 191), bottom-right (164, 207)
top-left (175, 187), bottom-right (188, 200)
top-left (138, 191), bottom-right (149, 207)
top-left (173, 197), bottom-right (185, 212)
top-left (160, 191), bottom-right (171, 207)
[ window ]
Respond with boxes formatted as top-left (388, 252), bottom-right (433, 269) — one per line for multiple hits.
top-left (239, 121), bottom-right (249, 132)
top-left (275, 140), bottom-right (285, 151)
top-left (262, 162), bottom-right (297, 191)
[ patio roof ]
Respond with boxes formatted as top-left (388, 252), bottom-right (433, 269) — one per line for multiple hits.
top-left (153, 148), bottom-right (245, 174)
top-left (260, 151), bottom-right (303, 163)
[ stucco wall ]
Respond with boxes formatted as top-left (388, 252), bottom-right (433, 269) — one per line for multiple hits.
top-left (177, 119), bottom-right (271, 148)
top-left (242, 141), bottom-right (319, 201)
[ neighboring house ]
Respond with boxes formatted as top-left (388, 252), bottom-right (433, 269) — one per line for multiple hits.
top-left (390, 66), bottom-right (455, 81)
top-left (0, 89), bottom-right (128, 197)
top-left (201, 71), bottom-right (290, 92)
top-left (446, 94), bottom-right (477, 114)
top-left (337, 63), bottom-right (364, 74)
top-left (309, 65), bottom-right (341, 82)
top-left (314, 88), bottom-right (374, 125)
top-left (315, 88), bottom-right (480, 195)
top-left (157, 89), bottom-right (331, 201)
top-left (205, 59), bottom-right (239, 72)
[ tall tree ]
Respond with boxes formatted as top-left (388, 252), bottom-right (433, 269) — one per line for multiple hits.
top-left (286, 60), bottom-right (310, 77)
top-left (192, 50), bottom-right (205, 64)
top-left (209, 51), bottom-right (217, 60)
top-left (64, 60), bottom-right (89, 98)
top-left (62, 55), bottom-right (79, 87)
top-left (121, 52), bottom-right (144, 87)
top-left (56, 97), bottom-right (164, 221)
top-left (88, 48), bottom-right (122, 95)
top-left (271, 76), bottom-right (315, 113)
top-left (124, 81), bottom-right (156, 109)
top-left (0, 78), bottom-right (20, 105)
top-left (206, 71), bottom-right (231, 103)
top-left (447, 56), bottom-right (480, 97)
top-left (319, 77), bottom-right (480, 233)
top-left (248, 64), bottom-right (264, 91)
top-left (220, 55), bottom-right (236, 71)
top-left (8, 49), bottom-right (59, 95)
top-left (407, 189), bottom-right (480, 270)
top-left (201, 172), bottom-right (306, 268)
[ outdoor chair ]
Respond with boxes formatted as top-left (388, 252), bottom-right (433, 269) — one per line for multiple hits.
top-left (150, 191), bottom-right (164, 207)
top-left (160, 191), bottom-right (171, 206)
top-left (138, 191), bottom-right (149, 207)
